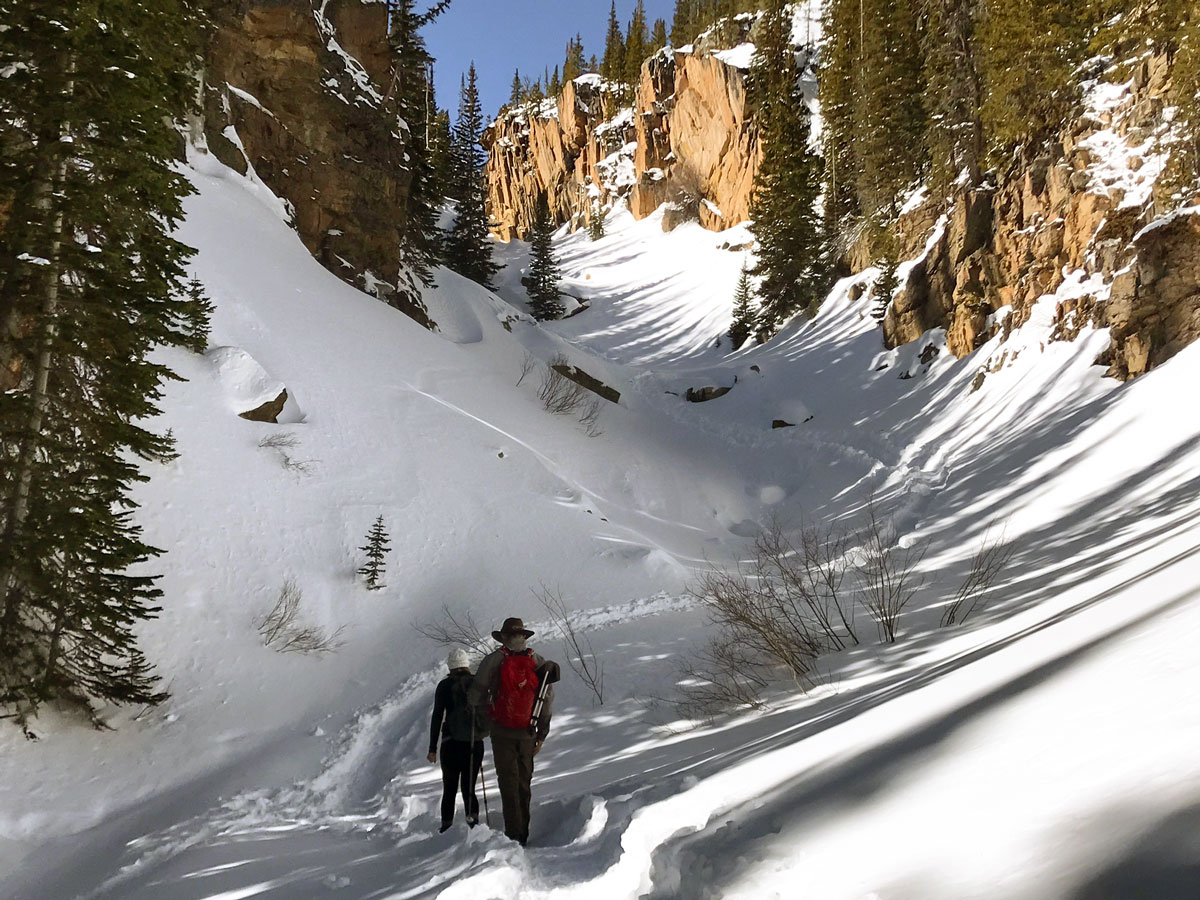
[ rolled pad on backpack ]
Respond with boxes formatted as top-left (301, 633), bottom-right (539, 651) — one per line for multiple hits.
top-left (529, 660), bottom-right (560, 735)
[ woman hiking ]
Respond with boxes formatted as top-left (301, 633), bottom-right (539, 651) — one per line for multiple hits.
top-left (426, 649), bottom-right (488, 832)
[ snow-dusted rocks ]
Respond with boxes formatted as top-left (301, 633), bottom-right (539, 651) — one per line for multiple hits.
top-left (205, 345), bottom-right (291, 423)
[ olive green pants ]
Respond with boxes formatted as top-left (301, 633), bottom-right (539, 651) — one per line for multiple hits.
top-left (490, 734), bottom-right (536, 844)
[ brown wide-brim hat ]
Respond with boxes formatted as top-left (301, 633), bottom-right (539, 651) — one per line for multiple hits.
top-left (492, 616), bottom-right (534, 641)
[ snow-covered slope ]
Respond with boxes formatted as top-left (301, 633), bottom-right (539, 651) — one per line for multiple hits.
top-left (3, 152), bottom-right (1200, 900)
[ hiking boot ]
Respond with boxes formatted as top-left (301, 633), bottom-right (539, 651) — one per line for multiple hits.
top-left (466, 815), bottom-right (478, 828)
top-left (439, 821), bottom-right (452, 833)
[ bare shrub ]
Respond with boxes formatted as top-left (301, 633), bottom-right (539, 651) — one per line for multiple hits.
top-left (692, 517), bottom-right (861, 687)
top-left (258, 432), bottom-right (314, 473)
top-left (856, 502), bottom-right (927, 643)
top-left (940, 527), bottom-right (1015, 627)
top-left (257, 579), bottom-right (344, 654)
top-left (533, 585), bottom-right (604, 705)
top-left (579, 397), bottom-right (603, 437)
top-left (674, 631), bottom-right (770, 720)
top-left (538, 354), bottom-right (588, 415)
top-left (258, 433), bottom-right (299, 450)
top-left (414, 605), bottom-right (493, 661)
top-left (516, 350), bottom-right (537, 387)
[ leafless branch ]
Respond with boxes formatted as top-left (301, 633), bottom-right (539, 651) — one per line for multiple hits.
top-left (940, 526), bottom-right (1015, 627)
top-left (855, 500), bottom-right (927, 643)
top-left (533, 585), bottom-right (604, 705)
top-left (414, 605), bottom-right (494, 661)
top-left (516, 350), bottom-right (538, 387)
top-left (538, 353), bottom-right (588, 415)
top-left (257, 579), bottom-right (344, 654)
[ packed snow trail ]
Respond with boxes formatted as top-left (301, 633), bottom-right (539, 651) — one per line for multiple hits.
top-left (5, 151), bottom-right (1200, 900)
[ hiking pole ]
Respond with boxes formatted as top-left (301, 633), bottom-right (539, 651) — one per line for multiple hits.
top-left (480, 760), bottom-right (492, 827)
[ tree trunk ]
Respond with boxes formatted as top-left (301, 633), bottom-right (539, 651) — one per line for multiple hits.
top-left (0, 61), bottom-right (74, 641)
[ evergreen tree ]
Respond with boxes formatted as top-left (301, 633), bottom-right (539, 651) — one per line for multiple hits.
top-left (588, 194), bottom-right (607, 241)
top-left (978, 0), bottom-right (1091, 156)
top-left (922, 0), bottom-right (985, 193)
top-left (624, 1), bottom-right (650, 89)
top-left (0, 0), bottom-right (211, 723)
top-left (357, 516), bottom-right (392, 590)
top-left (602, 2), bottom-right (627, 83)
top-left (854, 0), bottom-right (927, 221)
top-left (445, 64), bottom-right (501, 288)
top-left (748, 0), bottom-right (830, 333)
top-left (729, 262), bottom-right (756, 349)
top-left (509, 68), bottom-right (524, 106)
top-left (872, 255), bottom-right (900, 324)
top-left (652, 18), bottom-right (669, 50)
top-left (388, 0), bottom-right (451, 300)
top-left (549, 65), bottom-right (562, 97)
top-left (671, 0), bottom-right (694, 46)
top-left (526, 196), bottom-right (565, 320)
top-left (428, 107), bottom-right (453, 195)
top-left (563, 35), bottom-right (586, 83)
top-left (820, 0), bottom-right (864, 230)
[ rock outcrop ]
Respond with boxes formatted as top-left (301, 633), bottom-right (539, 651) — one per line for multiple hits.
top-left (485, 40), bottom-right (763, 241)
top-left (877, 53), bottom-right (1200, 380)
top-left (201, 0), bottom-right (432, 327)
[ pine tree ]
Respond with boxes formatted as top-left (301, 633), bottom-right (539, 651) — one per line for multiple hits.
top-left (588, 195), bottom-right (607, 241)
top-left (509, 68), bottom-right (524, 106)
top-left (671, 0), bottom-right (694, 46)
top-left (357, 516), bottom-right (392, 590)
top-left (563, 35), bottom-right (586, 83)
top-left (748, 0), bottom-right (831, 333)
top-left (872, 255), bottom-right (900, 324)
top-left (624, 1), bottom-right (650, 90)
top-left (854, 0), bottom-right (927, 221)
top-left (922, 0), bottom-right (985, 194)
top-left (388, 0), bottom-right (450, 302)
top-left (820, 0), bottom-right (864, 230)
top-left (977, 0), bottom-right (1091, 156)
top-left (602, 2), bottom-right (627, 83)
top-left (652, 18), bottom-right (669, 50)
top-left (428, 107), bottom-right (453, 195)
top-left (549, 65), bottom-right (562, 97)
top-left (0, 0), bottom-right (211, 723)
top-left (526, 196), bottom-right (565, 320)
top-left (445, 63), bottom-right (501, 288)
top-left (729, 262), bottom-right (756, 349)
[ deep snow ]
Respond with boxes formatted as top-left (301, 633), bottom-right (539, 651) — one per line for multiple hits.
top-left (2, 139), bottom-right (1200, 900)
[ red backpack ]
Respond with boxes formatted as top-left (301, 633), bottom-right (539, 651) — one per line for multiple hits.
top-left (490, 648), bottom-right (539, 729)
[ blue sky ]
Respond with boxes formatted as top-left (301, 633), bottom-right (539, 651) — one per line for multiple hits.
top-left (424, 0), bottom-right (677, 120)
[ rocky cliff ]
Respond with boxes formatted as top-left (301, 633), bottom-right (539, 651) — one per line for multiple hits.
top-left (200, 0), bottom-right (432, 327)
top-left (876, 53), bottom-right (1200, 381)
top-left (484, 25), bottom-right (767, 241)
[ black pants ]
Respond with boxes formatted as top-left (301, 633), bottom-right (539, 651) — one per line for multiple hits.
top-left (491, 734), bottom-right (536, 844)
top-left (439, 739), bottom-right (483, 826)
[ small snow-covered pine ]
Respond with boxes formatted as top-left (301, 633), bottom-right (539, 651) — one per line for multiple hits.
top-left (357, 515), bottom-right (392, 590)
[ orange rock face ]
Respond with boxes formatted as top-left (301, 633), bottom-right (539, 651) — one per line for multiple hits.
top-left (486, 48), bottom-right (760, 241)
top-left (202, 0), bottom-right (432, 327)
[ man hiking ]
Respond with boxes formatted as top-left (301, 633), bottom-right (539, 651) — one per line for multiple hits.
top-left (427, 649), bottom-right (487, 833)
top-left (468, 617), bottom-right (556, 846)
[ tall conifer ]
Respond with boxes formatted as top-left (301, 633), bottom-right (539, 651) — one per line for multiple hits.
top-left (747, 0), bottom-right (830, 333)
top-left (0, 0), bottom-right (211, 722)
top-left (388, 0), bottom-right (449, 300)
top-left (526, 197), bottom-right (564, 321)
top-left (624, 2), bottom-right (650, 90)
top-left (602, 2), bottom-right (627, 83)
top-left (729, 262), bottom-right (756, 349)
top-left (445, 64), bottom-right (500, 288)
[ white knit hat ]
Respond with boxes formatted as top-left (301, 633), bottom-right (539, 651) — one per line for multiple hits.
top-left (447, 648), bottom-right (470, 671)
